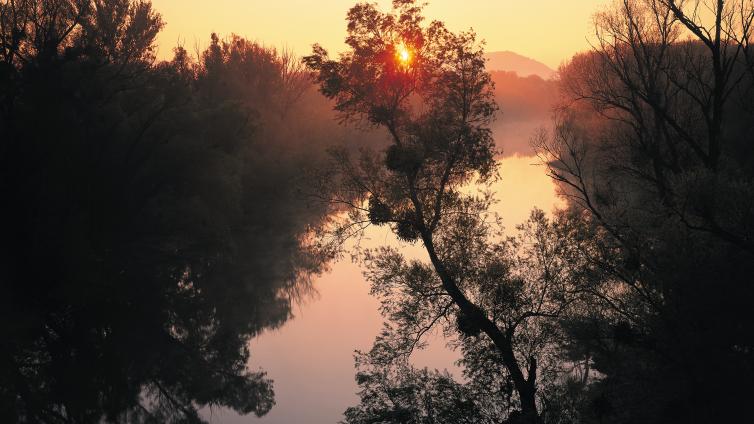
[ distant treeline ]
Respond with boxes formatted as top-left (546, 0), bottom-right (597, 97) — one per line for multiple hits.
top-left (490, 70), bottom-right (558, 155)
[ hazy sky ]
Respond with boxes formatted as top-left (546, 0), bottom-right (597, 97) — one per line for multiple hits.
top-left (152, 0), bottom-right (609, 68)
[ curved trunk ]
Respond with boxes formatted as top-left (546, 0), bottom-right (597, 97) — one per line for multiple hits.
top-left (420, 231), bottom-right (540, 423)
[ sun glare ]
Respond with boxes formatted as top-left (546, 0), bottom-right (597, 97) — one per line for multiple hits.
top-left (396, 42), bottom-right (411, 65)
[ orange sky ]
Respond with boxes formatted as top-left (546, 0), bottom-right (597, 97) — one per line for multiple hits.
top-left (152, 0), bottom-right (609, 69)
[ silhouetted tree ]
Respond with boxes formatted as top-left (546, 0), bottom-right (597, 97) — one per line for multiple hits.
top-left (343, 364), bottom-right (487, 424)
top-left (535, 1), bottom-right (754, 422)
top-left (339, 209), bottom-right (588, 424)
top-left (0, 1), bottom-right (339, 422)
top-left (305, 1), bottom-right (595, 421)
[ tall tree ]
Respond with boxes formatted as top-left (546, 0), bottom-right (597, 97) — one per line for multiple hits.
top-left (306, 2), bottom-right (575, 421)
top-left (535, 1), bottom-right (754, 422)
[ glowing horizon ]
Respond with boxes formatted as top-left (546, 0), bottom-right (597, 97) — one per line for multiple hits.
top-left (151, 0), bottom-right (609, 69)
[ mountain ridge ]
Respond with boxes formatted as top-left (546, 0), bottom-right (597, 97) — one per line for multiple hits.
top-left (484, 51), bottom-right (556, 80)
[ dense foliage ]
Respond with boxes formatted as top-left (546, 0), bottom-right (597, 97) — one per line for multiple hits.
top-left (306, 1), bottom-right (569, 422)
top-left (0, 1), bottom-right (358, 421)
top-left (535, 1), bottom-right (754, 422)
top-left (3, 0), bottom-right (753, 423)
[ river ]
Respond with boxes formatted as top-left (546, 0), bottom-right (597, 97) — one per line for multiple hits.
top-left (204, 154), bottom-right (561, 424)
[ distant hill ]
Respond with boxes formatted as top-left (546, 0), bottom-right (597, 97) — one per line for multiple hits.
top-left (484, 51), bottom-right (556, 80)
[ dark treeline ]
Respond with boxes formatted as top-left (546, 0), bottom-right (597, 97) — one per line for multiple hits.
top-left (304, 1), bottom-right (754, 424)
top-left (0, 0), bottom-right (386, 421)
top-left (2, 0), bottom-right (754, 423)
top-left (0, 1), bottom-right (549, 422)
top-left (535, 0), bottom-right (754, 420)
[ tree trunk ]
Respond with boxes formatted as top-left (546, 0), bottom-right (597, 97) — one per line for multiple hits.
top-left (420, 231), bottom-right (540, 423)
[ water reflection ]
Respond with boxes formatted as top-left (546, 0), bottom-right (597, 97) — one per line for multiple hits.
top-left (212, 155), bottom-right (561, 424)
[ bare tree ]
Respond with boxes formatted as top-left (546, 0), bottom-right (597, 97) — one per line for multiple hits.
top-left (541, 0), bottom-right (754, 253)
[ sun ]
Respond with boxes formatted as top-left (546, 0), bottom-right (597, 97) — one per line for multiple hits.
top-left (396, 42), bottom-right (411, 65)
